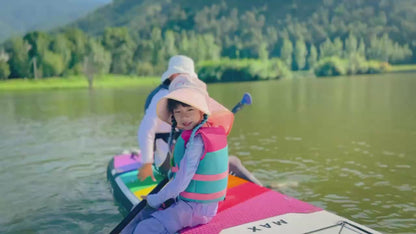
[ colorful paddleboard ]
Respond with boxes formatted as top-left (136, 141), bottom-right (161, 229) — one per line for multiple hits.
top-left (107, 152), bottom-right (380, 233)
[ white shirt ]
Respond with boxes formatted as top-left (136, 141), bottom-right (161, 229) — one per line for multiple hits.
top-left (137, 88), bottom-right (171, 165)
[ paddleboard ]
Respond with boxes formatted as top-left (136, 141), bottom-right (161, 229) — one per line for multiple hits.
top-left (107, 152), bottom-right (380, 233)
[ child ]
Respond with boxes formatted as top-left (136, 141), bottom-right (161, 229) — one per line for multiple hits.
top-left (123, 75), bottom-right (234, 233)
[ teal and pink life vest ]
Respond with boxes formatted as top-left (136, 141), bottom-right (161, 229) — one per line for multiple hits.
top-left (171, 126), bottom-right (229, 203)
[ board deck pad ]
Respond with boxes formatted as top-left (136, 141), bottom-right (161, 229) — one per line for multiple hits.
top-left (109, 153), bottom-right (380, 234)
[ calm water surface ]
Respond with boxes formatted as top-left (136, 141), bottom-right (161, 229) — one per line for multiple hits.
top-left (1, 73), bottom-right (415, 233)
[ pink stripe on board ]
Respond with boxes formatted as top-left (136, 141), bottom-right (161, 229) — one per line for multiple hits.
top-left (114, 154), bottom-right (142, 168)
top-left (192, 171), bottom-right (228, 181)
top-left (180, 189), bottom-right (226, 201)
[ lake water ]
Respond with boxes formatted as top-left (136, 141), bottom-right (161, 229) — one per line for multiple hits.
top-left (1, 73), bottom-right (415, 233)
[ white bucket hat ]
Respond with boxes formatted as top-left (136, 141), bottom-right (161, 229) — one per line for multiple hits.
top-left (161, 55), bottom-right (197, 82)
top-left (157, 75), bottom-right (234, 135)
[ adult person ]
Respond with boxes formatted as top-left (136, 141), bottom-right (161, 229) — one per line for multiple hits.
top-left (137, 55), bottom-right (197, 182)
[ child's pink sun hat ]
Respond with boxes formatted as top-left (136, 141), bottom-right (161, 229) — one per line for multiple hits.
top-left (156, 75), bottom-right (234, 135)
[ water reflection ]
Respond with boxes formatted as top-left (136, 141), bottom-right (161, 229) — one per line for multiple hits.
top-left (0, 73), bottom-right (415, 233)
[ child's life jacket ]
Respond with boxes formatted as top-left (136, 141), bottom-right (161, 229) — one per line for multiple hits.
top-left (171, 126), bottom-right (229, 203)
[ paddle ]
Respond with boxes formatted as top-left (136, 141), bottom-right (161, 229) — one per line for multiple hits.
top-left (110, 92), bottom-right (253, 234)
top-left (110, 177), bottom-right (169, 234)
top-left (231, 92), bottom-right (252, 114)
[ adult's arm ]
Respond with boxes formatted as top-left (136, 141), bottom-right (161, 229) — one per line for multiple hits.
top-left (137, 88), bottom-right (169, 164)
top-left (137, 89), bottom-right (170, 181)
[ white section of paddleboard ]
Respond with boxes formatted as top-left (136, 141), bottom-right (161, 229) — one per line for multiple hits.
top-left (220, 210), bottom-right (381, 234)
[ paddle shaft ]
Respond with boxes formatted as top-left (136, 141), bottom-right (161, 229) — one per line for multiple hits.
top-left (231, 93), bottom-right (252, 114)
top-left (110, 93), bottom-right (252, 233)
top-left (231, 102), bottom-right (244, 114)
top-left (110, 178), bottom-right (169, 234)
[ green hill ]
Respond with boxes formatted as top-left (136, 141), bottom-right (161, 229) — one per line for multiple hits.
top-left (70, 0), bottom-right (415, 62)
top-left (72, 0), bottom-right (415, 42)
top-left (1, 0), bottom-right (415, 80)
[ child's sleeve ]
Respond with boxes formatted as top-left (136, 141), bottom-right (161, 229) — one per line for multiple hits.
top-left (147, 135), bottom-right (204, 208)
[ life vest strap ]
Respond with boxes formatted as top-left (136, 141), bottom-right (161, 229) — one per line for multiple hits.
top-left (192, 170), bottom-right (228, 181)
top-left (180, 189), bottom-right (226, 201)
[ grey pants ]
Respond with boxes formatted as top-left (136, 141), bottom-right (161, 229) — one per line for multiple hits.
top-left (228, 155), bottom-right (263, 186)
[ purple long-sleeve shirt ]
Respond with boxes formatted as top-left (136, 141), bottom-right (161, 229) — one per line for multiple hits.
top-left (146, 134), bottom-right (218, 218)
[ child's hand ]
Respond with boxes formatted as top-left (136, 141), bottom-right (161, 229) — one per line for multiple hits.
top-left (140, 195), bottom-right (147, 200)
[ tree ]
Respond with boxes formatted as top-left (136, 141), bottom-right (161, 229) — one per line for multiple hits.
top-left (239, 11), bottom-right (266, 59)
top-left (319, 37), bottom-right (342, 59)
top-left (4, 37), bottom-right (30, 78)
top-left (177, 30), bottom-right (193, 58)
top-left (42, 51), bottom-right (65, 77)
top-left (65, 28), bottom-right (88, 74)
top-left (294, 39), bottom-right (307, 70)
top-left (307, 44), bottom-right (318, 69)
top-left (83, 38), bottom-right (111, 89)
top-left (265, 27), bottom-right (278, 54)
top-left (347, 53), bottom-right (367, 75)
top-left (366, 33), bottom-right (412, 63)
top-left (390, 43), bottom-right (412, 63)
top-left (50, 34), bottom-right (71, 73)
top-left (258, 42), bottom-right (269, 61)
top-left (357, 38), bottom-right (366, 57)
top-left (344, 34), bottom-right (358, 58)
top-left (134, 40), bottom-right (154, 76)
top-left (201, 34), bottom-right (221, 61)
top-left (367, 33), bottom-right (391, 62)
top-left (0, 49), bottom-right (10, 79)
top-left (163, 30), bottom-right (177, 59)
top-left (0, 61), bottom-right (10, 79)
top-left (23, 31), bottom-right (50, 78)
top-left (177, 32), bottom-right (220, 63)
top-left (102, 27), bottom-right (135, 74)
top-left (148, 27), bottom-right (166, 73)
top-left (134, 40), bottom-right (153, 64)
top-left (280, 38), bottom-right (293, 69)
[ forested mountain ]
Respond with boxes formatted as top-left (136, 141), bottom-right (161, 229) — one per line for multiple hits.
top-left (1, 0), bottom-right (415, 80)
top-left (71, 0), bottom-right (416, 61)
top-left (0, 0), bottom-right (111, 42)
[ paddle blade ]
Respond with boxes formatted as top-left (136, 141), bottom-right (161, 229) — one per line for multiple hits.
top-left (231, 92), bottom-right (253, 114)
top-left (241, 93), bottom-right (252, 105)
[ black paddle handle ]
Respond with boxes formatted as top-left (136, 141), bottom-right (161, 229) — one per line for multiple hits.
top-left (110, 178), bottom-right (169, 234)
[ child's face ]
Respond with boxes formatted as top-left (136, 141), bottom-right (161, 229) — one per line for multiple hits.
top-left (173, 104), bottom-right (204, 130)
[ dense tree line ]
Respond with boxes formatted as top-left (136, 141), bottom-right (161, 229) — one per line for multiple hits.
top-left (0, 0), bottom-right (414, 80)
top-left (73, 0), bottom-right (415, 61)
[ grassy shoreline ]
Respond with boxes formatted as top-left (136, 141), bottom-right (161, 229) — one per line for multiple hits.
top-left (1, 64), bottom-right (415, 91)
top-left (0, 75), bottom-right (160, 90)
top-left (389, 64), bottom-right (416, 73)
